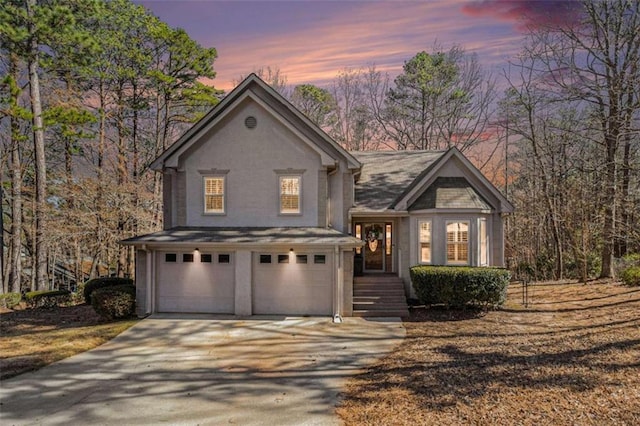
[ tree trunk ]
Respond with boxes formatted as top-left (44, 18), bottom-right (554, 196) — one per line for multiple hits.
top-left (599, 136), bottom-right (617, 278)
top-left (26, 0), bottom-right (48, 291)
top-left (7, 53), bottom-right (23, 294)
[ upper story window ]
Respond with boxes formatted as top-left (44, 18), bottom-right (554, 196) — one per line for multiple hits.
top-left (418, 220), bottom-right (432, 264)
top-left (279, 176), bottom-right (301, 214)
top-left (204, 176), bottom-right (225, 214)
top-left (446, 221), bottom-right (469, 265)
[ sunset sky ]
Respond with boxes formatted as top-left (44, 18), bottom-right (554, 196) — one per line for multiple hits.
top-left (136, 0), bottom-right (582, 92)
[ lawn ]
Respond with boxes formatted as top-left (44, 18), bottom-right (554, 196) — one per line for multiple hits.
top-left (0, 304), bottom-right (138, 380)
top-left (338, 280), bottom-right (640, 425)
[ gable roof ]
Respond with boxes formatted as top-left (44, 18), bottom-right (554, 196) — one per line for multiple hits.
top-left (350, 150), bottom-right (445, 211)
top-left (408, 177), bottom-right (491, 210)
top-left (351, 147), bottom-right (514, 214)
top-left (150, 74), bottom-right (360, 171)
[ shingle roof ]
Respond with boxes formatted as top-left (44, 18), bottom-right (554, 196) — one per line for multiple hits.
top-left (349, 150), bottom-right (445, 211)
top-left (409, 177), bottom-right (492, 210)
top-left (121, 227), bottom-right (362, 246)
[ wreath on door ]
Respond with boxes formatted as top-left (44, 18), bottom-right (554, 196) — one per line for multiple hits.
top-left (366, 229), bottom-right (380, 252)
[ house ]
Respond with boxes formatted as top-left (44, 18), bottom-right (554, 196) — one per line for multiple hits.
top-left (122, 74), bottom-right (514, 320)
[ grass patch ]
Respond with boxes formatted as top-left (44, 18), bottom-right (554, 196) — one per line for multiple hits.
top-left (337, 280), bottom-right (640, 425)
top-left (0, 304), bottom-right (138, 380)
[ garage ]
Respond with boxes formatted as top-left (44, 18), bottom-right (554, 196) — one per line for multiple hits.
top-left (156, 251), bottom-right (235, 313)
top-left (252, 251), bottom-right (333, 315)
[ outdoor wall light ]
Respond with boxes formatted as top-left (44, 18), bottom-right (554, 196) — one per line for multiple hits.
top-left (289, 248), bottom-right (294, 252)
top-left (194, 248), bottom-right (200, 253)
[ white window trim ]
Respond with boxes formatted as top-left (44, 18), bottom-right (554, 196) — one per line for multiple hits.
top-left (418, 219), bottom-right (432, 265)
top-left (202, 175), bottom-right (226, 215)
top-left (446, 220), bottom-right (470, 265)
top-left (278, 174), bottom-right (303, 215)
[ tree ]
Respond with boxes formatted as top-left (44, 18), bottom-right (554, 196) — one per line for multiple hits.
top-left (370, 46), bottom-right (495, 151)
top-left (526, 0), bottom-right (640, 277)
top-left (291, 84), bottom-right (336, 128)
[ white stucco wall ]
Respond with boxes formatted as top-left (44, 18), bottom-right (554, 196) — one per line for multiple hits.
top-left (177, 98), bottom-right (324, 227)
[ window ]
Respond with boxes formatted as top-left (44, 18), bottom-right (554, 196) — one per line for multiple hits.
top-left (165, 253), bottom-right (177, 262)
top-left (200, 254), bottom-right (212, 263)
top-left (355, 224), bottom-right (362, 254)
top-left (183, 253), bottom-right (194, 263)
top-left (447, 221), bottom-right (469, 264)
top-left (314, 254), bottom-right (326, 264)
top-left (479, 218), bottom-right (488, 266)
top-left (279, 176), bottom-right (300, 214)
top-left (278, 254), bottom-right (290, 264)
top-left (204, 176), bottom-right (225, 214)
top-left (296, 255), bottom-right (307, 264)
top-left (260, 254), bottom-right (272, 264)
top-left (419, 221), bottom-right (431, 264)
top-left (218, 254), bottom-right (230, 264)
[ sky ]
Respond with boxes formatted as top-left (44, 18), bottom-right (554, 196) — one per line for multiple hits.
top-left (135, 0), bottom-right (583, 92)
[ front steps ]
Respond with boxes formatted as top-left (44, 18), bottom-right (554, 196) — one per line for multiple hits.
top-left (352, 274), bottom-right (410, 318)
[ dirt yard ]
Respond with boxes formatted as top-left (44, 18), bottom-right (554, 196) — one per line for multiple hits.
top-left (338, 280), bottom-right (640, 425)
top-left (0, 305), bottom-right (138, 380)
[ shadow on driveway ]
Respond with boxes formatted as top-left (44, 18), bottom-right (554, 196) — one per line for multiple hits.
top-left (0, 315), bottom-right (405, 425)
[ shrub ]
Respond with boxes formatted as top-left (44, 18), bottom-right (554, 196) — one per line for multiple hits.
top-left (621, 266), bottom-right (640, 287)
top-left (24, 290), bottom-right (71, 309)
top-left (91, 284), bottom-right (136, 319)
top-left (0, 293), bottom-right (22, 309)
top-left (410, 266), bottom-right (511, 309)
top-left (83, 277), bottom-right (133, 304)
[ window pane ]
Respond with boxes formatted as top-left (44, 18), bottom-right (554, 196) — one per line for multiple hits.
top-left (204, 177), bottom-right (225, 213)
top-left (296, 255), bottom-right (307, 264)
top-left (218, 254), bottom-right (230, 264)
top-left (419, 221), bottom-right (431, 263)
top-left (260, 254), bottom-right (271, 264)
top-left (446, 221), bottom-right (469, 264)
top-left (278, 254), bottom-right (290, 264)
top-left (280, 177), bottom-right (300, 213)
top-left (479, 218), bottom-right (488, 266)
top-left (165, 253), bottom-right (177, 262)
top-left (314, 255), bottom-right (326, 264)
top-left (200, 254), bottom-right (212, 263)
top-left (183, 253), bottom-right (194, 263)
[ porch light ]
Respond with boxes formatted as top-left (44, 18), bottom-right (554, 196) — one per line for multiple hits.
top-left (289, 248), bottom-right (294, 252)
top-left (194, 248), bottom-right (200, 253)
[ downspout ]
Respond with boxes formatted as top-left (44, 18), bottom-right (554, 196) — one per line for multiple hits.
top-left (141, 244), bottom-right (153, 317)
top-left (333, 245), bottom-right (343, 323)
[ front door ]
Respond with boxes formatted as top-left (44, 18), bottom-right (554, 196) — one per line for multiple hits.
top-left (363, 223), bottom-right (384, 271)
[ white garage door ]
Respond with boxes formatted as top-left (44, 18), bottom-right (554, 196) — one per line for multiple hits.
top-left (156, 251), bottom-right (235, 314)
top-left (252, 252), bottom-right (333, 315)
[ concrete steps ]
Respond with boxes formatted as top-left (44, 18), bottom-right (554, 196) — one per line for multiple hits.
top-left (352, 274), bottom-right (409, 318)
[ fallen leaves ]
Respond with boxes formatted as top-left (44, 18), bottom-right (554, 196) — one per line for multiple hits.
top-left (338, 280), bottom-right (640, 425)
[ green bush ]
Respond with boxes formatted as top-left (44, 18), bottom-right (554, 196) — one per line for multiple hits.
top-left (24, 290), bottom-right (71, 309)
top-left (91, 284), bottom-right (136, 319)
top-left (621, 266), bottom-right (640, 287)
top-left (0, 293), bottom-right (22, 309)
top-left (83, 277), bottom-right (133, 304)
top-left (410, 266), bottom-right (511, 309)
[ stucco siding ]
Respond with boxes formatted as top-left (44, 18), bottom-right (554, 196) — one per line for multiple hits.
top-left (179, 99), bottom-right (322, 227)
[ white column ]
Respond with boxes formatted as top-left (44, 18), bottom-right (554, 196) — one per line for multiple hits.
top-left (235, 250), bottom-right (252, 315)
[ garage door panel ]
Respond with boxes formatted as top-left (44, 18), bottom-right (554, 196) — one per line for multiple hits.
top-left (156, 252), bottom-right (235, 314)
top-left (253, 252), bottom-right (332, 315)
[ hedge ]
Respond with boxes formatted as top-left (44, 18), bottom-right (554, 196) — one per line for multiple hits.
top-left (621, 265), bottom-right (640, 287)
top-left (83, 277), bottom-right (133, 304)
top-left (91, 284), bottom-right (136, 319)
top-left (410, 265), bottom-right (511, 309)
top-left (0, 292), bottom-right (22, 309)
top-left (24, 290), bottom-right (71, 309)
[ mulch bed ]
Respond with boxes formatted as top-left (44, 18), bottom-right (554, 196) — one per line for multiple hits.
top-left (337, 280), bottom-right (640, 425)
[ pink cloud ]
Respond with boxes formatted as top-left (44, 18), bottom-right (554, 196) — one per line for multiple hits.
top-left (462, 0), bottom-right (584, 31)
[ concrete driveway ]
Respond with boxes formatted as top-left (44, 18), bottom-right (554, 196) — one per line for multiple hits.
top-left (0, 315), bottom-right (405, 425)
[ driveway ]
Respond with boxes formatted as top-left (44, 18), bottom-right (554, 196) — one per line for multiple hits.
top-left (0, 315), bottom-right (405, 425)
